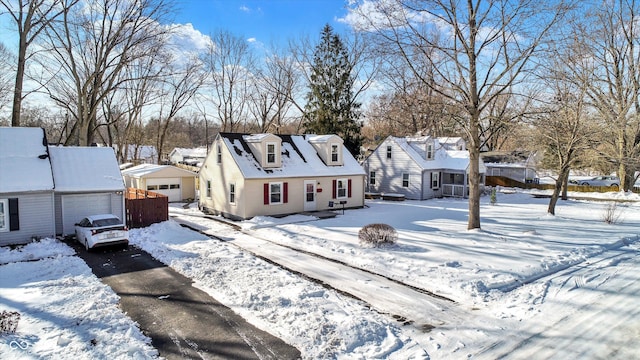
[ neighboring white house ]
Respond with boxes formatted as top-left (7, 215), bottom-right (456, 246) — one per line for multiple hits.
top-left (49, 146), bottom-right (126, 236)
top-left (363, 135), bottom-right (486, 200)
top-left (122, 164), bottom-right (197, 202)
top-left (168, 147), bottom-right (208, 166)
top-left (0, 127), bottom-right (126, 244)
top-left (199, 133), bottom-right (365, 220)
top-left (481, 151), bottom-right (539, 183)
top-left (0, 127), bottom-right (56, 246)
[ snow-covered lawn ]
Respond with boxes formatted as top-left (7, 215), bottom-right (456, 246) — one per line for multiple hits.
top-left (0, 239), bottom-right (158, 359)
top-left (1, 189), bottom-right (639, 359)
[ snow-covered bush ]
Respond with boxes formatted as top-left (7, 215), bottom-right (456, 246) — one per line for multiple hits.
top-left (359, 224), bottom-right (398, 247)
top-left (0, 310), bottom-right (20, 334)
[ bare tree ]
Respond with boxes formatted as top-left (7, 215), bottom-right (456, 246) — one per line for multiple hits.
top-left (571, 1), bottom-right (640, 191)
top-left (202, 30), bottom-right (256, 132)
top-left (0, 42), bottom-right (15, 110)
top-left (40, 0), bottom-right (173, 146)
top-left (0, 0), bottom-right (72, 126)
top-left (350, 0), bottom-right (569, 229)
top-left (154, 54), bottom-right (206, 163)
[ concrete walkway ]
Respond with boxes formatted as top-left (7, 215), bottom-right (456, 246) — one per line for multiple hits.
top-left (71, 242), bottom-right (301, 360)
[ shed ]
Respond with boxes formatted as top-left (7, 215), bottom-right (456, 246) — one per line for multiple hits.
top-left (122, 164), bottom-right (197, 202)
top-left (48, 146), bottom-right (126, 236)
top-left (0, 127), bottom-right (56, 246)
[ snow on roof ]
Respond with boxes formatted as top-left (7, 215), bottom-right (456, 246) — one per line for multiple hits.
top-left (307, 134), bottom-right (342, 143)
top-left (49, 146), bottom-right (125, 192)
top-left (221, 133), bottom-right (365, 179)
top-left (392, 136), bottom-right (484, 172)
top-left (171, 147), bottom-right (208, 158)
top-left (0, 127), bottom-right (54, 193)
top-left (121, 163), bottom-right (197, 177)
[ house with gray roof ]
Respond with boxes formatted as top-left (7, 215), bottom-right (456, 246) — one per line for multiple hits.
top-left (362, 135), bottom-right (486, 200)
top-left (198, 133), bottom-right (365, 220)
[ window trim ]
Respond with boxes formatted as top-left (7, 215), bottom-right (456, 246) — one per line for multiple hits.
top-left (402, 173), bottom-right (409, 187)
top-left (336, 178), bottom-right (348, 199)
top-left (426, 143), bottom-right (433, 160)
top-left (331, 144), bottom-right (339, 163)
top-left (266, 142), bottom-right (277, 164)
top-left (270, 182), bottom-right (283, 204)
top-left (369, 171), bottom-right (376, 185)
top-left (216, 144), bottom-right (222, 164)
top-left (0, 199), bottom-right (8, 232)
top-left (431, 172), bottom-right (440, 189)
top-left (386, 145), bottom-right (392, 159)
top-left (206, 180), bottom-right (212, 198)
top-left (229, 183), bottom-right (236, 204)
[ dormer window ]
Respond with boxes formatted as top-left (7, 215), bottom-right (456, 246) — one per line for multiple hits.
top-left (426, 143), bottom-right (433, 160)
top-left (266, 142), bottom-right (277, 164)
top-left (331, 144), bottom-right (339, 162)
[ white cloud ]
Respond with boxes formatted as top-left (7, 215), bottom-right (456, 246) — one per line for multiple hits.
top-left (239, 5), bottom-right (251, 13)
top-left (247, 37), bottom-right (257, 43)
top-left (165, 23), bottom-right (213, 53)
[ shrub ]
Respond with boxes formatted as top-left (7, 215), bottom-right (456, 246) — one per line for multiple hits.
top-left (0, 310), bottom-right (20, 334)
top-left (602, 202), bottom-right (623, 224)
top-left (359, 223), bottom-right (398, 247)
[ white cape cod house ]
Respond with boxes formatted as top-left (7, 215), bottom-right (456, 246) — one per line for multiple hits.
top-left (198, 133), bottom-right (365, 220)
top-left (363, 135), bottom-right (486, 200)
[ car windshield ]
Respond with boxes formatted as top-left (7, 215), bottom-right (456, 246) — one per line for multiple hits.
top-left (93, 218), bottom-right (122, 227)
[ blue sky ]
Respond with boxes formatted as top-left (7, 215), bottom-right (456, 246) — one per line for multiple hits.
top-left (173, 0), bottom-right (353, 46)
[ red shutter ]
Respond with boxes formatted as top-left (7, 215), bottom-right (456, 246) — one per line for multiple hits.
top-left (283, 182), bottom-right (288, 203)
top-left (332, 180), bottom-right (337, 198)
top-left (347, 179), bottom-right (352, 198)
top-left (264, 183), bottom-right (269, 204)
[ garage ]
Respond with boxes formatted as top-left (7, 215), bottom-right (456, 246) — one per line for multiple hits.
top-left (146, 178), bottom-right (181, 202)
top-left (60, 194), bottom-right (113, 236)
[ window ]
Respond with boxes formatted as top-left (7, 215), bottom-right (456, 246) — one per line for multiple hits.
top-left (216, 144), bottom-right (222, 164)
top-left (206, 180), bottom-right (212, 198)
top-left (331, 144), bottom-right (339, 162)
top-left (229, 183), bottom-right (236, 204)
top-left (337, 179), bottom-right (347, 198)
top-left (266, 142), bottom-right (276, 164)
top-left (402, 173), bottom-right (409, 187)
top-left (431, 172), bottom-right (440, 189)
top-left (264, 182), bottom-right (288, 204)
top-left (426, 143), bottom-right (433, 159)
top-left (270, 182), bottom-right (282, 204)
top-left (369, 171), bottom-right (376, 185)
top-left (170, 184), bottom-right (180, 189)
top-left (159, 184), bottom-right (169, 190)
top-left (147, 185), bottom-right (158, 191)
top-left (0, 199), bottom-right (7, 232)
top-left (386, 145), bottom-right (392, 159)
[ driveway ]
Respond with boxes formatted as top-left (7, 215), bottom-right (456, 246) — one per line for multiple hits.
top-left (68, 241), bottom-right (301, 360)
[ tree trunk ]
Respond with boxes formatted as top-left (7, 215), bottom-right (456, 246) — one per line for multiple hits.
top-left (561, 170), bottom-right (569, 200)
top-left (11, 32), bottom-right (27, 126)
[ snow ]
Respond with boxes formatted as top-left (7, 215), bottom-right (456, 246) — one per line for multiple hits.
top-left (48, 146), bottom-right (125, 192)
top-left (0, 127), bottom-right (54, 192)
top-left (1, 188), bottom-right (639, 359)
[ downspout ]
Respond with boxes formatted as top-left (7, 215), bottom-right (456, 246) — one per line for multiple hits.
top-left (42, 128), bottom-right (57, 238)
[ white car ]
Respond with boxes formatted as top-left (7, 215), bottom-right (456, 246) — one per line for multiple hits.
top-left (75, 214), bottom-right (129, 251)
top-left (579, 176), bottom-right (620, 187)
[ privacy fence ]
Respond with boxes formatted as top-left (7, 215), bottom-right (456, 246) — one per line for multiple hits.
top-left (125, 188), bottom-right (169, 229)
top-left (486, 176), bottom-right (640, 194)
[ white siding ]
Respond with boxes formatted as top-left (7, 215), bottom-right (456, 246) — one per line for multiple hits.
top-left (0, 192), bottom-right (55, 246)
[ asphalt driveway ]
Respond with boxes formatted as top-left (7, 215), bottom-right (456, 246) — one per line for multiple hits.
top-left (69, 241), bottom-right (301, 360)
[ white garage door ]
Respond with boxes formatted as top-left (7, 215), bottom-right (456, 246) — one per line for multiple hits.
top-left (147, 178), bottom-right (181, 202)
top-left (61, 194), bottom-right (112, 236)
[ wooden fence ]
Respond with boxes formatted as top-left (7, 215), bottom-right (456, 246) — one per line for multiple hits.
top-left (125, 188), bottom-right (169, 229)
top-left (486, 176), bottom-right (640, 194)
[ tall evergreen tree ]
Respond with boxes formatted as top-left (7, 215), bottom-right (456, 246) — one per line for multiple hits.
top-left (303, 24), bottom-right (362, 156)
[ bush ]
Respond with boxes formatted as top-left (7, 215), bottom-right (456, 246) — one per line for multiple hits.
top-left (0, 310), bottom-right (20, 334)
top-left (602, 202), bottom-right (623, 224)
top-left (359, 223), bottom-right (398, 247)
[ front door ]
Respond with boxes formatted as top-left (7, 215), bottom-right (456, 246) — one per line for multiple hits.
top-left (303, 180), bottom-right (316, 211)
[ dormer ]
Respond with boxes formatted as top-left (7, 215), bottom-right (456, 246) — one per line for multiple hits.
top-left (407, 136), bottom-right (436, 160)
top-left (307, 134), bottom-right (344, 166)
top-left (244, 133), bottom-right (282, 168)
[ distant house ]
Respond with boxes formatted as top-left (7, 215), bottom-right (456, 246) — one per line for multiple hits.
top-left (122, 164), bottom-right (197, 202)
top-left (198, 133), bottom-right (365, 220)
top-left (114, 144), bottom-right (158, 165)
top-left (0, 127), bottom-right (126, 245)
top-left (0, 127), bottom-right (56, 246)
top-left (362, 135), bottom-right (486, 200)
top-left (168, 147), bottom-right (208, 166)
top-left (49, 146), bottom-right (126, 236)
top-left (481, 151), bottom-right (538, 183)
